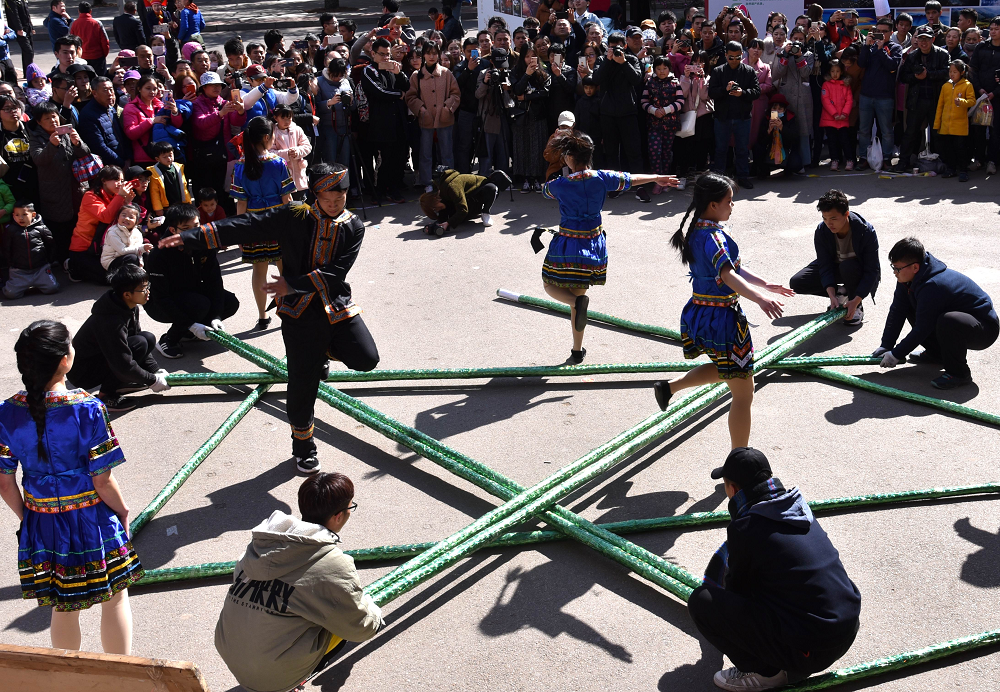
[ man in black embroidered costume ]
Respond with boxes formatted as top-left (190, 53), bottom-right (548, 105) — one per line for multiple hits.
top-left (157, 164), bottom-right (379, 474)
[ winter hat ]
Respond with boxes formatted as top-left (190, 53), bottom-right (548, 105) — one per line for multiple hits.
top-left (182, 41), bottom-right (203, 61)
top-left (25, 63), bottom-right (46, 83)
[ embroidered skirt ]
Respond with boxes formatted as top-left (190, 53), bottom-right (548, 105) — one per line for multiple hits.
top-left (18, 497), bottom-right (144, 611)
top-left (541, 232), bottom-right (608, 288)
top-left (680, 298), bottom-right (754, 379)
top-left (240, 204), bottom-right (283, 263)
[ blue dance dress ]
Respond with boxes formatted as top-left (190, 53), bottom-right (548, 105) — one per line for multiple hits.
top-left (0, 390), bottom-right (143, 610)
top-left (540, 169), bottom-right (631, 288)
top-left (232, 152), bottom-right (296, 264)
top-left (680, 220), bottom-right (754, 379)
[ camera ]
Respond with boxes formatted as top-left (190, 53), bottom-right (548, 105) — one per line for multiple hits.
top-left (915, 63), bottom-right (926, 74)
top-left (871, 32), bottom-right (884, 41)
top-left (340, 92), bottom-right (352, 107)
top-left (526, 27), bottom-right (538, 41)
top-left (788, 41), bottom-right (803, 55)
top-left (274, 78), bottom-right (294, 90)
top-left (555, 10), bottom-right (568, 19)
top-left (612, 46), bottom-right (624, 58)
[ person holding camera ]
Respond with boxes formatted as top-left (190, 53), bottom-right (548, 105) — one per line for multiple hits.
top-left (316, 57), bottom-right (352, 169)
top-left (190, 72), bottom-right (245, 212)
top-left (593, 33), bottom-right (647, 201)
top-left (715, 6), bottom-right (758, 48)
top-left (856, 17), bottom-right (901, 170)
top-left (895, 25), bottom-right (949, 171)
top-left (241, 64), bottom-right (300, 126)
top-left (827, 9), bottom-right (861, 54)
top-left (475, 47), bottom-right (514, 177)
top-left (709, 42), bottom-right (761, 189)
top-left (361, 37), bottom-right (411, 204)
top-left (772, 27), bottom-right (814, 171)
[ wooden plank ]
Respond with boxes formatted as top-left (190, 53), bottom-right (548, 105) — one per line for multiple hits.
top-left (0, 644), bottom-right (209, 692)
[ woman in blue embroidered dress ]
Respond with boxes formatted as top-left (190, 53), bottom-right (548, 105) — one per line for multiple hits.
top-left (232, 116), bottom-right (296, 331)
top-left (652, 174), bottom-right (795, 448)
top-left (540, 132), bottom-right (677, 363)
top-left (0, 321), bottom-right (143, 653)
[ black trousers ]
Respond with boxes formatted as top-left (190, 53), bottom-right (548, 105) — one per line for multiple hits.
top-left (15, 34), bottom-right (33, 74)
top-left (68, 250), bottom-right (109, 285)
top-left (906, 310), bottom-right (1000, 378)
top-left (282, 312), bottom-right (380, 458)
top-left (823, 127), bottom-right (855, 165)
top-left (898, 100), bottom-right (936, 165)
top-left (47, 218), bottom-right (77, 264)
top-left (600, 113), bottom-right (643, 173)
top-left (68, 332), bottom-right (158, 397)
top-left (688, 585), bottom-right (859, 678)
top-left (86, 57), bottom-right (107, 77)
top-left (465, 181), bottom-right (499, 218)
top-left (789, 257), bottom-right (864, 301)
top-left (145, 289), bottom-right (240, 343)
top-left (938, 134), bottom-right (969, 172)
top-left (366, 139), bottom-right (407, 196)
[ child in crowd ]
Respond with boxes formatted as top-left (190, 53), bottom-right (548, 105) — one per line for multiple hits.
top-left (270, 104), bottom-right (312, 194)
top-left (1, 201), bottom-right (60, 299)
top-left (642, 56), bottom-right (684, 194)
top-left (934, 60), bottom-right (975, 182)
top-left (24, 63), bottom-right (51, 108)
top-left (196, 187), bottom-right (227, 224)
top-left (147, 142), bottom-right (191, 218)
top-left (819, 59), bottom-right (854, 171)
top-left (101, 204), bottom-right (150, 271)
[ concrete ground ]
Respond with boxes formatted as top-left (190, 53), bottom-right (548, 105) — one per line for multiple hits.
top-left (2, 168), bottom-right (1000, 691)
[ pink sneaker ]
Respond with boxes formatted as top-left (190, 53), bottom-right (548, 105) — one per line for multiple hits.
top-left (845, 160), bottom-right (854, 171)
top-left (830, 161), bottom-right (839, 171)
top-left (651, 183), bottom-right (663, 195)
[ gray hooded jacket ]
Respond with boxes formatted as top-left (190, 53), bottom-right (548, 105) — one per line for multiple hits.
top-left (214, 511), bottom-right (383, 692)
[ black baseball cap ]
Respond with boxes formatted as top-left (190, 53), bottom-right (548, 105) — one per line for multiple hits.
top-left (124, 165), bottom-right (152, 180)
top-left (710, 447), bottom-right (773, 489)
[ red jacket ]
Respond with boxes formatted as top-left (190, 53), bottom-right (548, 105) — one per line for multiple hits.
top-left (819, 79), bottom-right (853, 128)
top-left (69, 188), bottom-right (125, 252)
top-left (69, 11), bottom-right (110, 59)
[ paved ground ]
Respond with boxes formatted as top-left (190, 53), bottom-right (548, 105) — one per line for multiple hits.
top-left (2, 168), bottom-right (1000, 691)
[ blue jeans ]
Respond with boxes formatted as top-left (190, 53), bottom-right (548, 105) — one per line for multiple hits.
top-left (419, 126), bottom-right (455, 186)
top-left (857, 96), bottom-right (895, 162)
top-left (318, 122), bottom-right (350, 168)
top-left (712, 117), bottom-right (752, 179)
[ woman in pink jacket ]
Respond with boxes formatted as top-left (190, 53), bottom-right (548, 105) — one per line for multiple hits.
top-left (190, 72), bottom-right (246, 203)
top-left (122, 76), bottom-right (184, 164)
top-left (744, 38), bottom-right (774, 150)
top-left (269, 104), bottom-right (312, 193)
top-left (404, 42), bottom-right (461, 191)
top-left (818, 59), bottom-right (854, 170)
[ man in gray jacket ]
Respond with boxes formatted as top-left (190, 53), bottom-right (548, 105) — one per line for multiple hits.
top-left (215, 473), bottom-right (383, 692)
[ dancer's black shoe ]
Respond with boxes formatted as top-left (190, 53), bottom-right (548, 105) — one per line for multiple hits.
top-left (653, 380), bottom-right (672, 411)
top-left (567, 348), bottom-right (587, 365)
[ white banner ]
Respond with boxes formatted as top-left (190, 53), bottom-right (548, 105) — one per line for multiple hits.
top-left (706, 0), bottom-right (804, 35)
top-left (478, 0), bottom-right (526, 32)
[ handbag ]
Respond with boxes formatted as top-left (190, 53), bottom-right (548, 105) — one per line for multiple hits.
top-left (72, 153), bottom-right (103, 184)
top-left (971, 96), bottom-right (993, 127)
top-left (676, 82), bottom-right (699, 138)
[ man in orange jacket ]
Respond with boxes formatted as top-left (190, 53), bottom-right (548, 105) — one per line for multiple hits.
top-left (69, 1), bottom-right (110, 76)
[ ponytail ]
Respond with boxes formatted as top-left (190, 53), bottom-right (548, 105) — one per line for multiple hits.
top-left (13, 320), bottom-right (71, 461)
top-left (670, 172), bottom-right (735, 266)
top-left (243, 116), bottom-right (275, 181)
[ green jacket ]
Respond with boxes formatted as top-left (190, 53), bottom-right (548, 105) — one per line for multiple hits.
top-left (438, 169), bottom-right (486, 228)
top-left (0, 178), bottom-right (13, 225)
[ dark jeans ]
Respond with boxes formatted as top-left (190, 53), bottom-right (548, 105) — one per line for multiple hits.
top-left (688, 585), bottom-right (860, 678)
top-left (47, 218), bottom-right (77, 264)
top-left (789, 257), bottom-right (864, 300)
top-left (898, 101), bottom-right (936, 166)
top-left (907, 310), bottom-right (1000, 378)
top-left (675, 114), bottom-right (714, 173)
top-left (823, 126), bottom-right (855, 164)
top-left (144, 288), bottom-right (240, 344)
top-left (452, 109), bottom-right (478, 174)
top-left (68, 332), bottom-right (157, 397)
top-left (68, 250), bottom-right (109, 285)
top-left (938, 134), bottom-right (969, 172)
top-left (15, 34), bottom-right (33, 74)
top-left (713, 117), bottom-right (752, 180)
top-left (283, 312), bottom-right (380, 458)
top-left (600, 113), bottom-right (643, 173)
top-left (86, 57), bottom-right (107, 76)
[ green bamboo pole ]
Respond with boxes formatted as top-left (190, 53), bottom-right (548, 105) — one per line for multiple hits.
top-left (789, 367), bottom-right (1000, 428)
top-left (161, 355), bottom-right (882, 388)
top-left (132, 480), bottom-right (1000, 586)
top-left (129, 384), bottom-right (271, 537)
top-left (784, 627), bottom-right (1000, 691)
top-left (496, 289), bottom-right (684, 341)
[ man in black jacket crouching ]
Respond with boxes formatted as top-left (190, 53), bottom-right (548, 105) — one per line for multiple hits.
top-left (688, 448), bottom-right (861, 691)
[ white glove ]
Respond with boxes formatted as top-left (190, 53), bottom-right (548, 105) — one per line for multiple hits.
top-left (189, 323), bottom-right (211, 341)
top-left (210, 319), bottom-right (226, 332)
top-left (880, 351), bottom-right (900, 368)
top-left (872, 346), bottom-right (890, 358)
top-left (150, 372), bottom-right (171, 392)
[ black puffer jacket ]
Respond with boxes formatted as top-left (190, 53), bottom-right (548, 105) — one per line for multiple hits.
top-left (971, 41), bottom-right (1000, 98)
top-left (593, 54), bottom-right (644, 117)
top-left (900, 45), bottom-right (950, 110)
top-left (71, 290), bottom-right (157, 387)
top-left (0, 218), bottom-right (53, 272)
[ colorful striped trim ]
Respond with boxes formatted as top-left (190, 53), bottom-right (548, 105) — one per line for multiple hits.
top-left (691, 292), bottom-right (739, 308)
top-left (203, 222), bottom-right (221, 250)
top-left (0, 443), bottom-right (15, 471)
top-left (8, 390), bottom-right (92, 408)
top-left (291, 423), bottom-right (314, 441)
top-left (557, 225), bottom-right (604, 239)
top-left (19, 542), bottom-right (144, 612)
top-left (25, 489), bottom-right (102, 514)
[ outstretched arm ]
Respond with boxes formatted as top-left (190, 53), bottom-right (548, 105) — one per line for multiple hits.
top-left (721, 265), bottom-right (789, 319)
top-left (157, 206), bottom-right (290, 252)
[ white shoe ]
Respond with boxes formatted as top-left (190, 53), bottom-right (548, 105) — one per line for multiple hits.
top-left (481, 213), bottom-right (492, 226)
top-left (424, 185), bottom-right (434, 193)
top-left (988, 162), bottom-right (997, 175)
top-left (844, 303), bottom-right (864, 326)
top-left (713, 667), bottom-right (788, 691)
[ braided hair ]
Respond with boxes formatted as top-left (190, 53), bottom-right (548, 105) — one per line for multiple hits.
top-left (13, 320), bottom-right (71, 461)
top-left (243, 116), bottom-right (275, 181)
top-left (670, 173), bottom-right (735, 266)
top-left (556, 130), bottom-right (594, 170)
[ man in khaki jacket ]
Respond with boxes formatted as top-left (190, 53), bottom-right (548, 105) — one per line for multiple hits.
top-left (215, 473), bottom-right (383, 692)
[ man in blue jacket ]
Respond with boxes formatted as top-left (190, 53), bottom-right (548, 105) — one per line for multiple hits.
top-left (78, 76), bottom-right (128, 168)
top-left (789, 189), bottom-right (880, 326)
top-left (856, 17), bottom-right (901, 170)
top-left (874, 237), bottom-right (999, 389)
top-left (688, 448), bottom-right (862, 691)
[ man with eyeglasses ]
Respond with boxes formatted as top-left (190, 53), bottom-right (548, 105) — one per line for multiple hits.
top-left (874, 237), bottom-right (999, 389)
top-left (215, 472), bottom-right (383, 692)
top-left (359, 37), bottom-right (409, 204)
top-left (709, 41), bottom-right (761, 189)
top-left (0, 93), bottom-right (36, 203)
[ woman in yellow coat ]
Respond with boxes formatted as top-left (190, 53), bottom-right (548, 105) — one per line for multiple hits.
top-left (934, 60), bottom-right (976, 181)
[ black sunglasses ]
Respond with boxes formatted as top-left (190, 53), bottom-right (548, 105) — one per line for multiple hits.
top-left (890, 262), bottom-right (916, 274)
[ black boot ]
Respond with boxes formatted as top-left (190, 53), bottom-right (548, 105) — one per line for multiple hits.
top-left (567, 347), bottom-right (587, 365)
top-left (574, 294), bottom-right (589, 332)
top-left (653, 380), bottom-right (672, 411)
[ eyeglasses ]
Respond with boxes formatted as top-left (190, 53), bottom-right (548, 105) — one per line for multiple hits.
top-left (340, 501), bottom-right (358, 514)
top-left (890, 262), bottom-right (916, 274)
top-left (1, 106), bottom-right (20, 113)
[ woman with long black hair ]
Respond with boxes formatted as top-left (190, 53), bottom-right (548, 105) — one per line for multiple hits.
top-left (0, 320), bottom-right (143, 653)
top-left (652, 173), bottom-right (794, 448)
top-left (510, 40), bottom-right (552, 192)
top-left (231, 116), bottom-right (296, 331)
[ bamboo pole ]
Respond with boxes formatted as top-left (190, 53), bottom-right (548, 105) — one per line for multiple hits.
top-left (129, 384), bottom-right (271, 537)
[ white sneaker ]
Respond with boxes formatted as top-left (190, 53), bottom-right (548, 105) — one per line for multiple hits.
top-left (835, 285), bottom-right (848, 307)
top-left (988, 162), bottom-right (997, 175)
top-left (713, 667), bottom-right (788, 691)
top-left (844, 303), bottom-right (864, 326)
top-left (481, 213), bottom-right (492, 226)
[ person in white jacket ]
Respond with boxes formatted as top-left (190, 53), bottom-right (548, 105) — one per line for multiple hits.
top-left (215, 472), bottom-right (383, 692)
top-left (100, 204), bottom-right (150, 270)
top-left (270, 104), bottom-right (313, 193)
